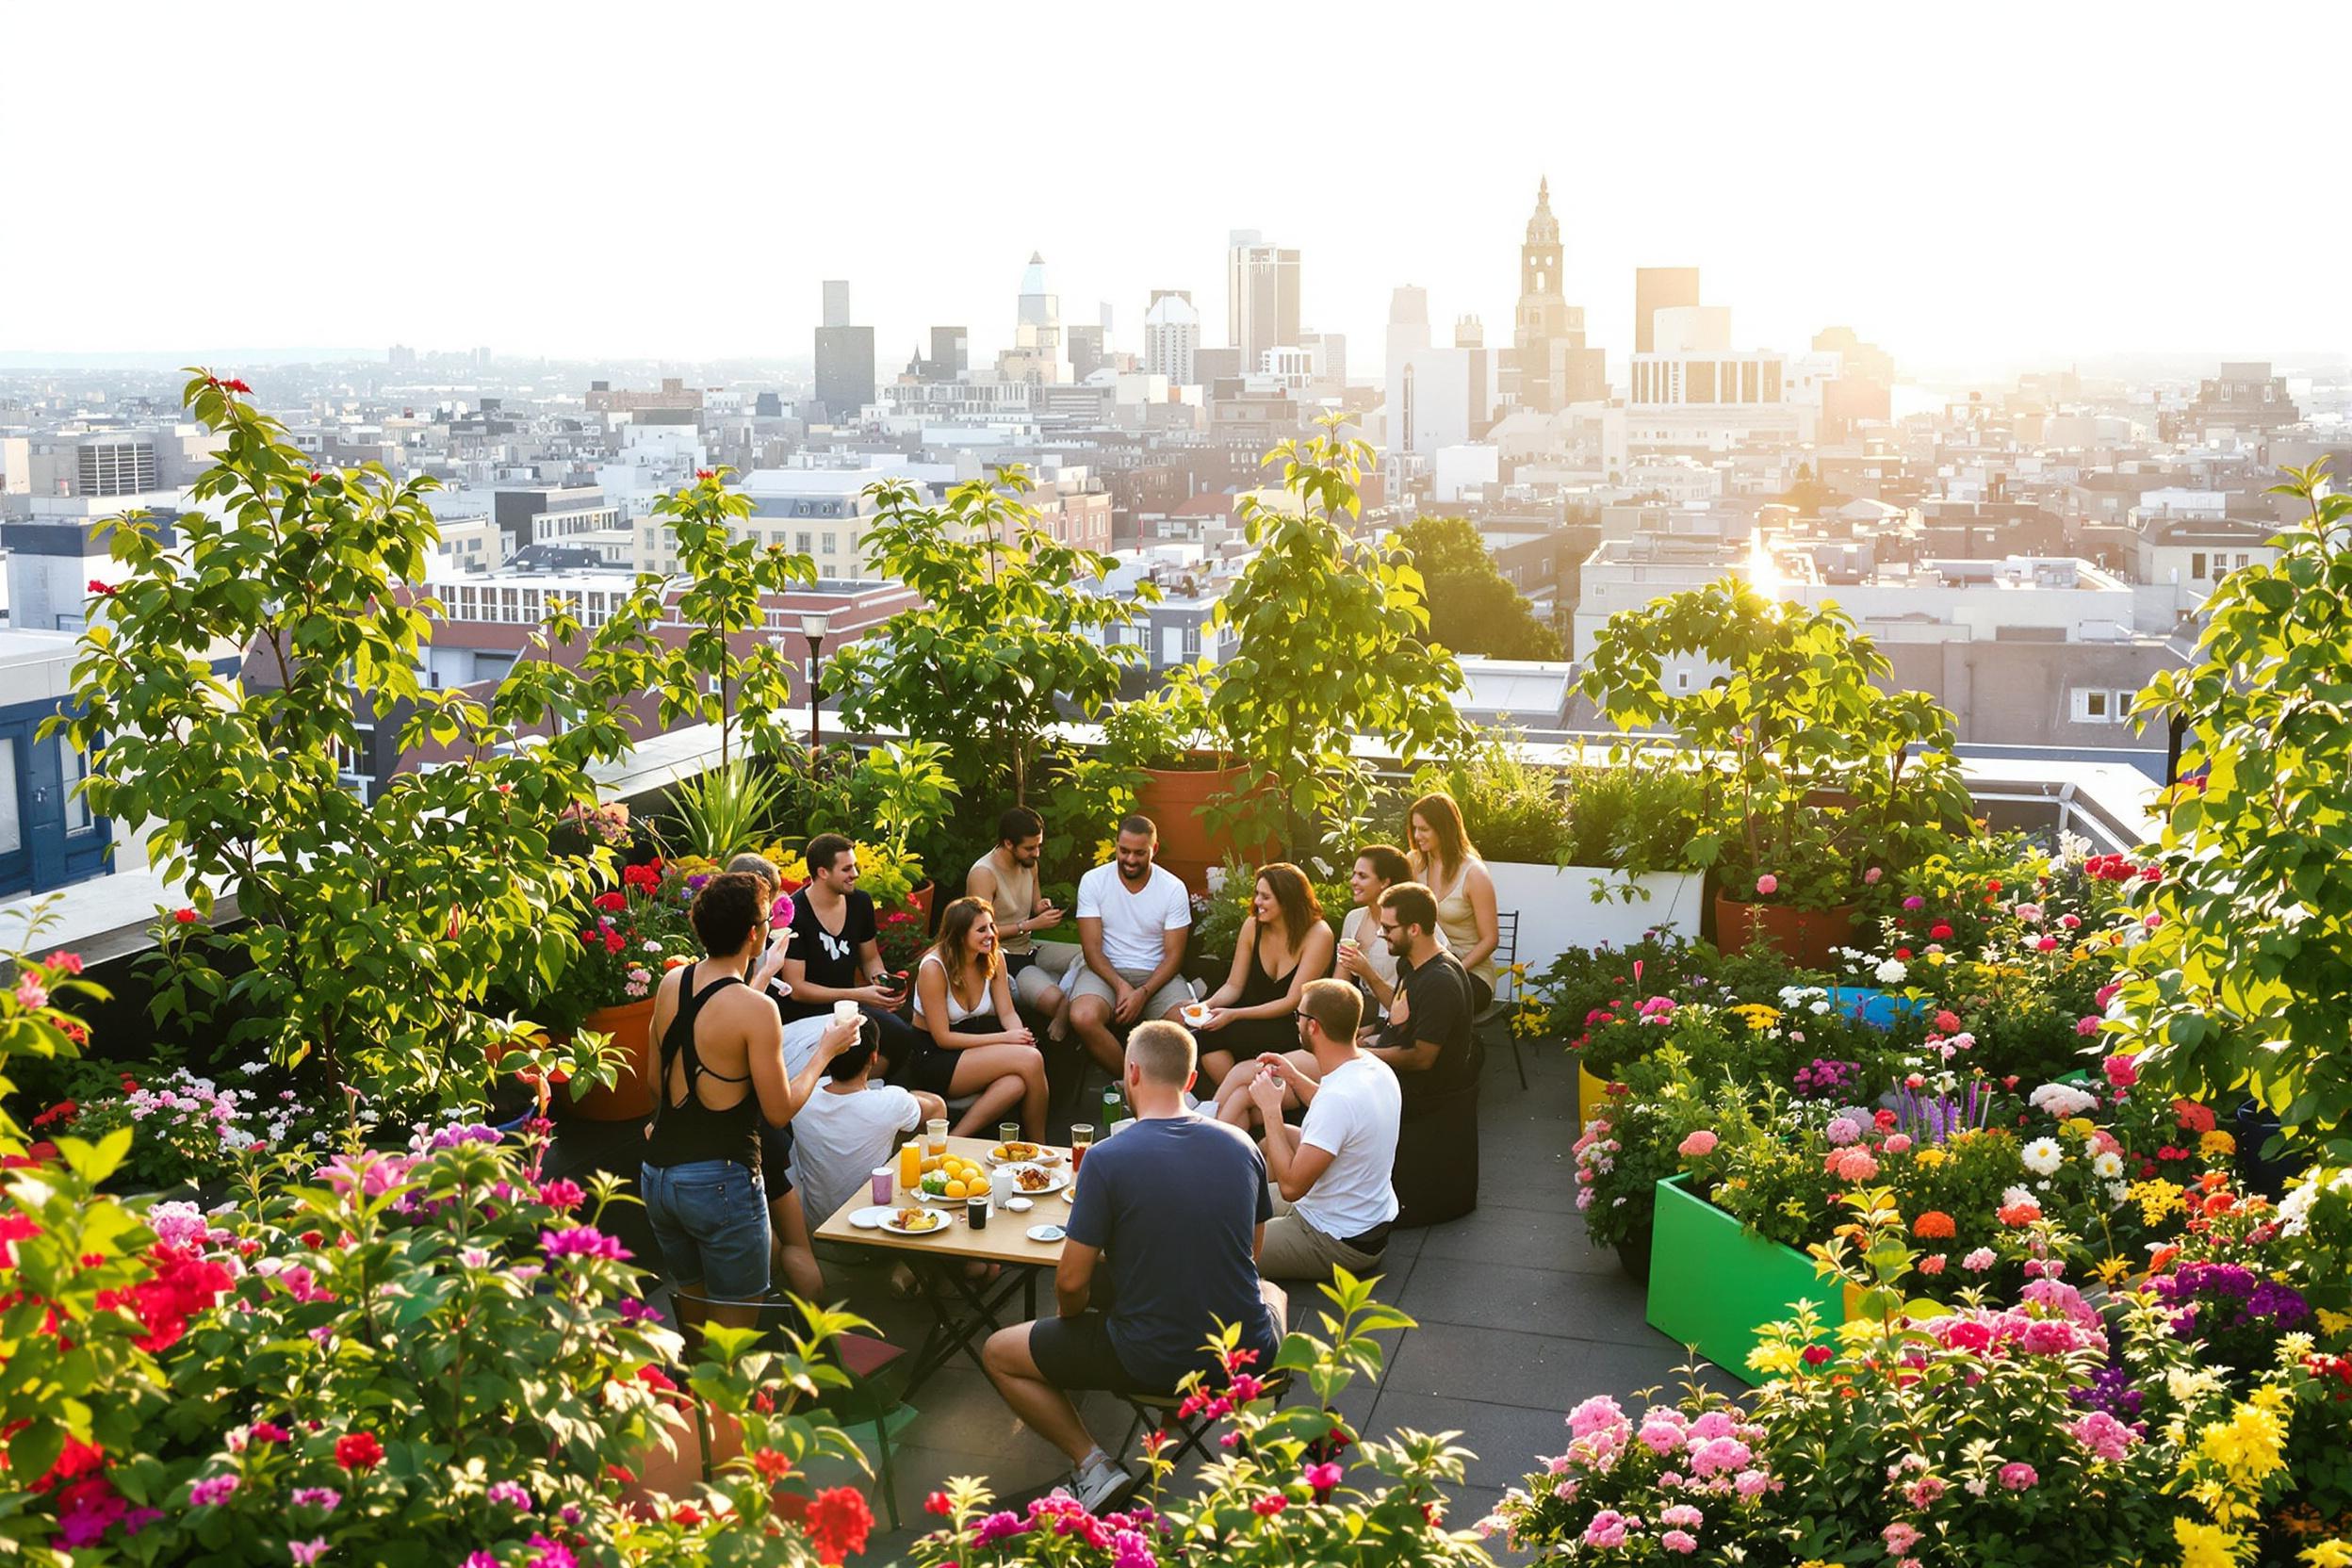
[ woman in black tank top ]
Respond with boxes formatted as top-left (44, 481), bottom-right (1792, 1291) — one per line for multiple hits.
top-left (638, 872), bottom-right (856, 1335)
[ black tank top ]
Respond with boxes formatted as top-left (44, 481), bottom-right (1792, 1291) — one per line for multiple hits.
top-left (643, 971), bottom-right (761, 1170)
top-left (1238, 922), bottom-right (1302, 1009)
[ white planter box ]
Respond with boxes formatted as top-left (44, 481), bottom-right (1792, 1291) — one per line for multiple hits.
top-left (1484, 863), bottom-right (1706, 985)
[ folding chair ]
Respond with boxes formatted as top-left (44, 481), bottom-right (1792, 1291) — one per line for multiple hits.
top-left (667, 1287), bottom-right (915, 1530)
top-left (1113, 1371), bottom-right (1294, 1469)
top-left (1473, 909), bottom-right (1527, 1090)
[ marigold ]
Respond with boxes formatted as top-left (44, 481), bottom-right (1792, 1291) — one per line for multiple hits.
top-left (1912, 1210), bottom-right (1957, 1239)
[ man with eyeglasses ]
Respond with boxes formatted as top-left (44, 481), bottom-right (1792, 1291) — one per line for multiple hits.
top-left (1363, 882), bottom-right (1478, 1108)
top-left (1229, 977), bottom-right (1400, 1282)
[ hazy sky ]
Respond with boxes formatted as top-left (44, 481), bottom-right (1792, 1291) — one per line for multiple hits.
top-left (7, 1), bottom-right (2347, 379)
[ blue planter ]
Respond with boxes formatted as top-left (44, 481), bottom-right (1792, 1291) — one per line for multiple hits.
top-left (1824, 986), bottom-right (1925, 1031)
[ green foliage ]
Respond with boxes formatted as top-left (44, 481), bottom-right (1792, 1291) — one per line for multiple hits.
top-left (797, 741), bottom-right (960, 896)
top-left (1206, 419), bottom-right (1466, 852)
top-left (912, 1270), bottom-right (1489, 1566)
top-left (2117, 462), bottom-right (2352, 1160)
top-left (1561, 759), bottom-right (1706, 877)
top-left (51, 374), bottom-right (673, 1110)
top-left (1578, 575), bottom-right (1971, 910)
top-left (826, 467), bottom-right (1147, 803)
top-left (662, 760), bottom-right (787, 863)
top-left (1098, 662), bottom-right (1223, 773)
top-left (645, 468), bottom-right (816, 769)
top-left (1388, 514), bottom-right (1563, 661)
top-left (1410, 728), bottom-right (1567, 863)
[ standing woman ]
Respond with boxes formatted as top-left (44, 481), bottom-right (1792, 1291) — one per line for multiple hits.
top-left (1190, 862), bottom-right (1335, 1088)
top-left (1406, 791), bottom-right (1500, 1011)
top-left (641, 871), bottom-right (855, 1336)
top-left (907, 896), bottom-right (1052, 1138)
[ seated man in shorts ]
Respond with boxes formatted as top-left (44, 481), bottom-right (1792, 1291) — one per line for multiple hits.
top-left (966, 806), bottom-right (1085, 1041)
top-left (1066, 814), bottom-right (1196, 1075)
top-left (980, 1021), bottom-right (1284, 1511)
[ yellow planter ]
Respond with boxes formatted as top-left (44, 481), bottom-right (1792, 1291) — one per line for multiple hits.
top-left (1578, 1062), bottom-right (1610, 1125)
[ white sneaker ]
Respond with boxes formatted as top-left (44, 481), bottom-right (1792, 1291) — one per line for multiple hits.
top-left (1071, 1458), bottom-right (1135, 1512)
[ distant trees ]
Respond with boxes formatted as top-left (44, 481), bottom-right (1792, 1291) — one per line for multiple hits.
top-left (1389, 514), bottom-right (1564, 661)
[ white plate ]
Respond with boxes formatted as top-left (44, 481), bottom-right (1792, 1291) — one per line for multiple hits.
top-left (999, 1161), bottom-right (1070, 1197)
top-left (985, 1144), bottom-right (1061, 1168)
top-left (1026, 1224), bottom-right (1067, 1244)
top-left (879, 1206), bottom-right (951, 1237)
top-left (847, 1205), bottom-right (892, 1230)
top-left (1003, 1197), bottom-right (1035, 1214)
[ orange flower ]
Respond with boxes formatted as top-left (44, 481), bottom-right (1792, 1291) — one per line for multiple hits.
top-left (1912, 1211), bottom-right (1957, 1240)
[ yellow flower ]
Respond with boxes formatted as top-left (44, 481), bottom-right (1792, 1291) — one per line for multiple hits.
top-left (2301, 1542), bottom-right (2352, 1568)
top-left (2201, 1129), bottom-right (2238, 1158)
top-left (2175, 1518), bottom-right (2244, 1568)
top-left (2195, 1395), bottom-right (2288, 1494)
top-left (1747, 1342), bottom-right (1801, 1377)
top-left (2316, 1309), bottom-right (2352, 1338)
top-left (2093, 1255), bottom-right (2133, 1287)
top-left (1916, 1147), bottom-right (1948, 1168)
top-left (2062, 1117), bottom-right (2096, 1139)
top-left (2132, 1178), bottom-right (2187, 1227)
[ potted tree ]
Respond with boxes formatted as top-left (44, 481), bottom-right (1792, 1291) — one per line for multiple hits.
top-left (801, 739), bottom-right (960, 930)
top-left (1579, 576), bottom-right (1969, 969)
top-left (1103, 665), bottom-right (1271, 893)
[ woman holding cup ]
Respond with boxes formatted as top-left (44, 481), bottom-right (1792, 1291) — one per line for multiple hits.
top-left (907, 896), bottom-right (1050, 1137)
top-left (1185, 862), bottom-right (1334, 1088)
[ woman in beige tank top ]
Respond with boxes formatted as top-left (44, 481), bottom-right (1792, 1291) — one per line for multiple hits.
top-left (1406, 790), bottom-right (1499, 1010)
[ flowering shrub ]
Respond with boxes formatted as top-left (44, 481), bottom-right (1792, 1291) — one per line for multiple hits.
top-left (910, 1272), bottom-right (1485, 1567)
top-left (6, 1125), bottom-right (868, 1566)
top-left (532, 858), bottom-right (704, 1038)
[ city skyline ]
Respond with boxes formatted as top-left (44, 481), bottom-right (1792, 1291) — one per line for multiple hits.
top-left (5, 2), bottom-right (2348, 380)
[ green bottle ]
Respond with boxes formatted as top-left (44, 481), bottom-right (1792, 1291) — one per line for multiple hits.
top-left (1102, 1084), bottom-right (1125, 1131)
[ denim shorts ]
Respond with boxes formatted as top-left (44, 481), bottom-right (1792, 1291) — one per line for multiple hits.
top-left (641, 1159), bottom-right (770, 1302)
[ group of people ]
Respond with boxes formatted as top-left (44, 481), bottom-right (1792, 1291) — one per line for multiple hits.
top-left (631, 791), bottom-right (1508, 1508)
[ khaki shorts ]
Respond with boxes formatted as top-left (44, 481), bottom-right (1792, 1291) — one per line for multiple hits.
top-left (1008, 939), bottom-right (1085, 1009)
top-left (1068, 965), bottom-right (1194, 1022)
top-left (1258, 1188), bottom-right (1385, 1283)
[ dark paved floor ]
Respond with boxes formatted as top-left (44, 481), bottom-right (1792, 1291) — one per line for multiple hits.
top-left (777, 1037), bottom-right (1707, 1564)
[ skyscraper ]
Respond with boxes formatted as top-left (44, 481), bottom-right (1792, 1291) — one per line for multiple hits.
top-left (1503, 179), bottom-right (1607, 411)
top-left (1635, 267), bottom-right (1701, 355)
top-left (813, 280), bottom-right (875, 420)
top-left (924, 325), bottom-right (968, 382)
top-left (1227, 230), bottom-right (1300, 372)
top-left (1143, 291), bottom-right (1200, 384)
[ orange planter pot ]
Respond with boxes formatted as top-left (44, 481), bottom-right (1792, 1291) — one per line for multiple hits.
top-left (1713, 895), bottom-right (1858, 971)
top-left (1135, 763), bottom-right (1275, 894)
top-left (565, 997), bottom-right (659, 1121)
top-left (906, 878), bottom-right (936, 933)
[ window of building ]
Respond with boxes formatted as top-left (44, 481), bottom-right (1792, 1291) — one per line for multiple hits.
top-left (823, 531), bottom-right (837, 556)
top-left (1159, 625), bottom-right (1184, 665)
top-left (58, 742), bottom-right (91, 834)
top-left (2191, 552), bottom-right (2208, 580)
top-left (796, 531), bottom-right (814, 554)
top-left (0, 740), bottom-right (18, 856)
top-left (2234, 552), bottom-right (2250, 570)
top-left (2071, 688), bottom-right (2131, 724)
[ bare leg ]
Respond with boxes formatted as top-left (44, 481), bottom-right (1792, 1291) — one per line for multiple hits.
top-left (948, 1044), bottom-right (1049, 1137)
top-left (1038, 981), bottom-right (1071, 1043)
top-left (770, 1191), bottom-right (823, 1304)
top-left (1070, 994), bottom-right (1123, 1075)
top-left (982, 1323), bottom-right (1098, 1465)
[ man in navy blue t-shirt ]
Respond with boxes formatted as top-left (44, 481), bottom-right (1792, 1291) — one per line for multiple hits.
top-left (980, 1021), bottom-right (1285, 1511)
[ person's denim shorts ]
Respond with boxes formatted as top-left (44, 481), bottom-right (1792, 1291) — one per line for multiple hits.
top-left (641, 1158), bottom-right (770, 1301)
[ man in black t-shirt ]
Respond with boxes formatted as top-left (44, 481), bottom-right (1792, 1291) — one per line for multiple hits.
top-left (981, 1021), bottom-right (1284, 1512)
top-left (1368, 883), bottom-right (1478, 1106)
top-left (774, 834), bottom-right (923, 1070)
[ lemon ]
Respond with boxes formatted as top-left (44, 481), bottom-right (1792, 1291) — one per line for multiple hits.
top-left (944, 1179), bottom-right (968, 1200)
top-left (966, 1173), bottom-right (990, 1197)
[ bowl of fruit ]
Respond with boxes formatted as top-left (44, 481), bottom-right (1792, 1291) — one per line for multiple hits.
top-left (918, 1154), bottom-right (992, 1204)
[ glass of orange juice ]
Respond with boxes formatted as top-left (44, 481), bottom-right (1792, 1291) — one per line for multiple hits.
top-left (898, 1140), bottom-right (923, 1193)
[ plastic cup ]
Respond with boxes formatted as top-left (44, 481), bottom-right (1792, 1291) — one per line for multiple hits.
top-left (925, 1118), bottom-right (949, 1158)
top-left (998, 1122), bottom-right (1021, 1149)
top-left (966, 1195), bottom-right (989, 1231)
top-left (870, 1167), bottom-right (892, 1205)
top-left (833, 998), bottom-right (861, 1023)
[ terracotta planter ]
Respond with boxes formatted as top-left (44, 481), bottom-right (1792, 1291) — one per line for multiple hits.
top-left (906, 878), bottom-right (937, 933)
top-left (1135, 762), bottom-right (1275, 894)
top-left (1713, 894), bottom-right (1857, 971)
top-left (564, 997), bottom-right (659, 1121)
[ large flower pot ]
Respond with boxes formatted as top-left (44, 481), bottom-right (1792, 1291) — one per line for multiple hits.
top-left (906, 878), bottom-right (937, 933)
top-left (1615, 1228), bottom-right (1654, 1284)
top-left (1646, 1174), bottom-right (1846, 1384)
top-left (564, 997), bottom-right (659, 1122)
top-left (1484, 863), bottom-right (1706, 979)
top-left (1713, 895), bottom-right (1857, 971)
top-left (1577, 1061), bottom-right (1612, 1127)
top-left (1135, 763), bottom-right (1274, 894)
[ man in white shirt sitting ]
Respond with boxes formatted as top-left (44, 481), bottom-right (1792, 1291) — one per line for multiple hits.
top-left (1068, 814), bottom-right (1195, 1075)
top-left (1237, 978), bottom-right (1401, 1282)
top-left (785, 1020), bottom-right (947, 1233)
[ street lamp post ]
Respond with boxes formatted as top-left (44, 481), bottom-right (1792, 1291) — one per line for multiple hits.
top-left (798, 608), bottom-right (833, 762)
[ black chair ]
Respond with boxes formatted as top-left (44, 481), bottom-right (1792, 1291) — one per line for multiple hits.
top-left (1392, 1077), bottom-right (1481, 1229)
top-left (1473, 909), bottom-right (1527, 1091)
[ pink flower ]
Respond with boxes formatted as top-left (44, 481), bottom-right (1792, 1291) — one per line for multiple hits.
top-left (2076, 1016), bottom-right (2103, 1037)
top-left (2035, 936), bottom-right (2059, 952)
top-left (1962, 1248), bottom-right (1996, 1272)
top-left (1677, 1130), bottom-right (1719, 1158)
top-left (1582, 1510), bottom-right (1631, 1548)
top-left (2095, 981), bottom-right (2122, 1010)
top-left (1864, 866), bottom-right (1883, 885)
top-left (290, 1542), bottom-right (329, 1566)
top-left (2060, 912), bottom-right (2081, 928)
top-left (1302, 1461), bottom-right (1341, 1499)
top-left (2068, 1411), bottom-right (2137, 1462)
top-left (1659, 1505), bottom-right (1704, 1528)
top-left (13, 974), bottom-right (46, 1010)
top-left (1882, 1134), bottom-right (1912, 1154)
top-left (1918, 1254), bottom-right (1947, 1275)
top-left (1884, 1522), bottom-right (1922, 1553)
top-left (1998, 1462), bottom-right (2038, 1491)
top-left (2103, 1054), bottom-right (2139, 1088)
top-left (1903, 895), bottom-right (1926, 911)
top-left (1662, 1528), bottom-right (1698, 1553)
top-left (1755, 874), bottom-right (1779, 896)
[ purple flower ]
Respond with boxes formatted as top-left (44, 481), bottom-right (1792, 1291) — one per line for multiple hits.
top-left (292, 1488), bottom-right (342, 1513)
top-left (527, 1536), bottom-right (577, 1568)
top-left (488, 1480), bottom-right (533, 1511)
top-left (289, 1540), bottom-right (330, 1566)
top-left (975, 1511), bottom-right (1029, 1545)
top-left (418, 1121), bottom-right (503, 1152)
top-left (189, 1475), bottom-right (240, 1508)
top-left (541, 1225), bottom-right (629, 1262)
top-left (617, 1298), bottom-right (664, 1323)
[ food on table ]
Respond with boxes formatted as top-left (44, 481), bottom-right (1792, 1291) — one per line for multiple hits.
top-left (892, 1208), bottom-right (940, 1233)
top-left (1015, 1165), bottom-right (1054, 1192)
top-left (991, 1141), bottom-right (1040, 1163)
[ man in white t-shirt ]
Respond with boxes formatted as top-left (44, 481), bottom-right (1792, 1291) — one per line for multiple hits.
top-left (786, 1022), bottom-right (947, 1231)
top-left (1068, 814), bottom-right (1195, 1074)
top-left (1241, 978), bottom-right (1401, 1282)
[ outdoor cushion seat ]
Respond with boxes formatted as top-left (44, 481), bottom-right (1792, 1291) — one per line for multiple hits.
top-left (1392, 1078), bottom-right (1480, 1230)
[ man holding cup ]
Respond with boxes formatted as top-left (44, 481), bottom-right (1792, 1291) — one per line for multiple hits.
top-left (774, 834), bottom-right (923, 1076)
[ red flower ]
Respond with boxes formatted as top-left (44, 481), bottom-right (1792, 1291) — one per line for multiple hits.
top-left (1801, 1344), bottom-right (1834, 1367)
top-left (1930, 923), bottom-right (1953, 940)
top-left (87, 580), bottom-right (117, 598)
top-left (1894, 947), bottom-right (1913, 960)
top-left (695, 468), bottom-right (717, 481)
top-left (806, 1486), bottom-right (874, 1564)
top-left (172, 907), bottom-right (198, 925)
top-left (591, 890), bottom-right (628, 913)
top-left (602, 932), bottom-right (627, 955)
top-left (306, 471), bottom-right (323, 484)
top-left (334, 1431), bottom-right (384, 1472)
top-left (635, 1364), bottom-right (678, 1393)
top-left (923, 1490), bottom-right (953, 1516)
top-left (1934, 1009), bottom-right (1961, 1034)
top-left (30, 1100), bottom-right (76, 1129)
top-left (751, 1448), bottom-right (793, 1482)
top-left (222, 378), bottom-right (253, 395)
top-left (1986, 879), bottom-right (2001, 893)
top-left (674, 1502), bottom-right (704, 1526)
top-left (1913, 1210), bottom-right (1956, 1239)
top-left (1251, 1493), bottom-right (1286, 1517)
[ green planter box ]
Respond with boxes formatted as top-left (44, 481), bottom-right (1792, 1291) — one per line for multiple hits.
top-left (1644, 1174), bottom-right (1846, 1385)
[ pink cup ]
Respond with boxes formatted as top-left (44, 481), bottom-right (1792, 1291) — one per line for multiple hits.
top-left (870, 1167), bottom-right (892, 1205)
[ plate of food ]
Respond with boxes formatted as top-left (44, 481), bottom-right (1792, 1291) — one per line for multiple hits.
top-left (847, 1205), bottom-right (893, 1230)
top-left (987, 1141), bottom-right (1061, 1167)
top-left (1001, 1161), bottom-right (1070, 1196)
top-left (879, 1206), bottom-right (949, 1236)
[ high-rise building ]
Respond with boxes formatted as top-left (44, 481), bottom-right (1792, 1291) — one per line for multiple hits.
top-left (1227, 230), bottom-right (1300, 372)
top-left (1503, 177), bottom-right (1607, 411)
top-left (923, 326), bottom-right (969, 383)
top-left (812, 280), bottom-right (875, 419)
top-left (1386, 285), bottom-right (1431, 378)
top-left (1300, 331), bottom-right (1348, 389)
top-left (1016, 252), bottom-right (1062, 363)
top-left (1634, 267), bottom-right (1701, 355)
top-left (1068, 324), bottom-right (1107, 382)
top-left (1144, 291), bottom-right (1200, 384)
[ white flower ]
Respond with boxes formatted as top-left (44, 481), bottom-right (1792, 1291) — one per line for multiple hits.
top-left (2092, 1151), bottom-right (2124, 1179)
top-left (2107, 1181), bottom-right (2131, 1203)
top-left (1874, 958), bottom-right (1908, 984)
top-left (2021, 1138), bottom-right (2065, 1176)
top-left (2279, 1181), bottom-right (2318, 1236)
top-left (2030, 1084), bottom-right (2099, 1119)
top-left (2002, 1184), bottom-right (2037, 1209)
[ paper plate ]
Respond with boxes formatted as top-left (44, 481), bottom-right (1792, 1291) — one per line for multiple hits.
top-left (1026, 1224), bottom-right (1067, 1244)
top-left (848, 1205), bottom-right (892, 1231)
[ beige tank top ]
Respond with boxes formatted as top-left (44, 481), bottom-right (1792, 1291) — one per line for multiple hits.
top-left (972, 850), bottom-right (1037, 955)
top-left (1428, 859), bottom-right (1498, 985)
